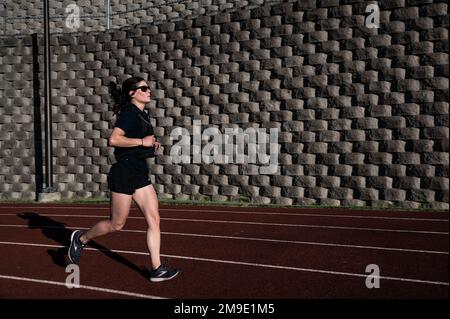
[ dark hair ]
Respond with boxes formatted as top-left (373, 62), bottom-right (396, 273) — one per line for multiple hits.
top-left (109, 76), bottom-right (146, 115)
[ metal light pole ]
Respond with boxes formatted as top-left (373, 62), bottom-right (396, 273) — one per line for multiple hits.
top-left (43, 0), bottom-right (53, 191)
top-left (39, 0), bottom-right (59, 201)
top-left (105, 0), bottom-right (110, 30)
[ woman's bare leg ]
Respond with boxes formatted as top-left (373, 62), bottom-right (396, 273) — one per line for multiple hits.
top-left (132, 184), bottom-right (161, 269)
top-left (79, 192), bottom-right (133, 244)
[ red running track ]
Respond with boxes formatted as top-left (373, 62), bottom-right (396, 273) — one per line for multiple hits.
top-left (0, 203), bottom-right (448, 299)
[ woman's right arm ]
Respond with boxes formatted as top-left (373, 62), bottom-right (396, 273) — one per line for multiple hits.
top-left (108, 127), bottom-right (155, 148)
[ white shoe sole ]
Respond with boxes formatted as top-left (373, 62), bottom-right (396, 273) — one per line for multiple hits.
top-left (150, 271), bottom-right (180, 282)
top-left (68, 230), bottom-right (80, 264)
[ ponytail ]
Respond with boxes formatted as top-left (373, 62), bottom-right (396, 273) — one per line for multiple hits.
top-left (109, 76), bottom-right (146, 115)
top-left (109, 82), bottom-right (129, 115)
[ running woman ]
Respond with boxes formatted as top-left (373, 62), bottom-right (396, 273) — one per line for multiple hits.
top-left (68, 76), bottom-right (180, 282)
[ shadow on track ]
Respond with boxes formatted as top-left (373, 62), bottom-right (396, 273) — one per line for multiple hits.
top-left (17, 212), bottom-right (150, 279)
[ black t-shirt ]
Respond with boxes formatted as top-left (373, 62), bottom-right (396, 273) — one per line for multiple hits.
top-left (113, 103), bottom-right (155, 173)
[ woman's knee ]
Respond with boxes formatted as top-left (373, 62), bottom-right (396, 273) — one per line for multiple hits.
top-left (110, 220), bottom-right (126, 231)
top-left (146, 210), bottom-right (160, 228)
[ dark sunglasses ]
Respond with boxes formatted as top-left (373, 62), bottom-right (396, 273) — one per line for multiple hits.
top-left (133, 85), bottom-right (151, 93)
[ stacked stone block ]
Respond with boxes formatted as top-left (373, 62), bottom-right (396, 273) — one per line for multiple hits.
top-left (0, 0), bottom-right (448, 208)
top-left (1, 0), bottom-right (266, 36)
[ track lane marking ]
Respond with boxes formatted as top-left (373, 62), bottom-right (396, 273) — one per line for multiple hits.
top-left (0, 241), bottom-right (448, 286)
top-left (0, 207), bottom-right (447, 222)
top-left (0, 224), bottom-right (447, 255)
top-left (0, 213), bottom-right (447, 235)
top-left (0, 274), bottom-right (166, 299)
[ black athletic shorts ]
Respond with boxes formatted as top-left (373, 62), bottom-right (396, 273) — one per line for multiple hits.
top-left (107, 161), bottom-right (151, 195)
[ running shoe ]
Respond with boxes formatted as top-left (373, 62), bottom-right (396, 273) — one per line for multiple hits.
top-left (149, 264), bottom-right (181, 282)
top-left (68, 230), bottom-right (85, 264)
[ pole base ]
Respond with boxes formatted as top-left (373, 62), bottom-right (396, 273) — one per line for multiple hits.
top-left (38, 187), bottom-right (61, 203)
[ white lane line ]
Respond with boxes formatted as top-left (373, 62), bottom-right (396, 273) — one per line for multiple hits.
top-left (164, 209), bottom-right (449, 222)
top-left (0, 240), bottom-right (448, 287)
top-left (0, 207), bottom-right (447, 222)
top-left (0, 213), bottom-right (447, 235)
top-left (162, 231), bottom-right (449, 255)
top-left (163, 217), bottom-right (450, 235)
top-left (162, 254), bottom-right (449, 287)
top-left (0, 224), bottom-right (447, 255)
top-left (0, 274), bottom-right (166, 299)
